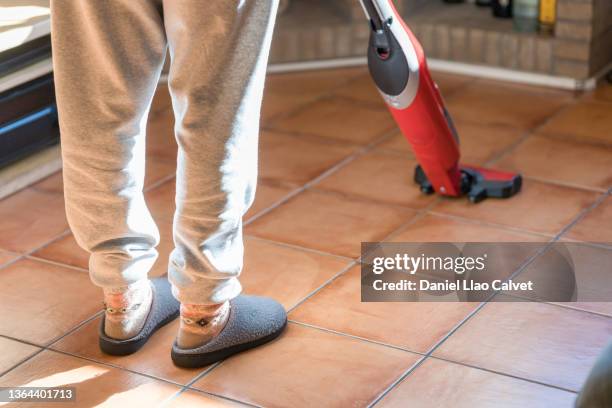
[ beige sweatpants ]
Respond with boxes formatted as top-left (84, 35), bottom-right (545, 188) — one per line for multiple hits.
top-left (51, 0), bottom-right (278, 304)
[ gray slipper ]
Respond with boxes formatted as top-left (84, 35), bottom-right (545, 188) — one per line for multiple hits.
top-left (171, 295), bottom-right (287, 368)
top-left (99, 277), bottom-right (180, 356)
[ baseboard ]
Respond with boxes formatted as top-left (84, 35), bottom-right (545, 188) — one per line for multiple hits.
top-left (0, 144), bottom-right (61, 200)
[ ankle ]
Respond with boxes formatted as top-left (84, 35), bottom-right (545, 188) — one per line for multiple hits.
top-left (103, 280), bottom-right (153, 340)
top-left (177, 301), bottom-right (230, 349)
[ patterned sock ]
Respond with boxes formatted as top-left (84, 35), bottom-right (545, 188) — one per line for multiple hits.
top-left (103, 280), bottom-right (153, 340)
top-left (176, 301), bottom-right (230, 349)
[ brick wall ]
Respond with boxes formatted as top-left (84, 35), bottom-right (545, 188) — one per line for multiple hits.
top-left (269, 0), bottom-right (612, 81)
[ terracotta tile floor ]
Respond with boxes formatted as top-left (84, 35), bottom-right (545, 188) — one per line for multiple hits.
top-left (1, 67), bottom-right (611, 406)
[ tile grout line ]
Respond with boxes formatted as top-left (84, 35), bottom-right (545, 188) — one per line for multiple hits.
top-left (190, 129), bottom-right (400, 384)
top-left (0, 309), bottom-right (106, 381)
top-left (262, 70), bottom-right (373, 126)
top-left (425, 209), bottom-right (558, 239)
top-left (286, 261), bottom-right (358, 314)
top-left (367, 187), bottom-right (609, 403)
top-left (246, 235), bottom-right (355, 263)
top-left (245, 127), bottom-right (397, 226)
top-left (162, 361), bottom-right (263, 408)
top-left (25, 255), bottom-right (89, 274)
top-left (485, 98), bottom-right (580, 168)
top-left (288, 320), bottom-right (425, 356)
top-left (519, 175), bottom-right (608, 194)
top-left (552, 190), bottom-right (610, 242)
top-left (0, 345), bottom-right (46, 379)
top-left (427, 354), bottom-right (579, 394)
top-left (368, 236), bottom-right (561, 406)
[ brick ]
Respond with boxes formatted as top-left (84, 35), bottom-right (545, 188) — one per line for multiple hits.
top-left (500, 34), bottom-right (519, 69)
top-left (300, 29), bottom-right (318, 61)
top-left (557, 1), bottom-right (594, 21)
top-left (553, 39), bottom-right (591, 61)
top-left (468, 29), bottom-right (485, 64)
top-left (352, 24), bottom-right (370, 55)
top-left (418, 23), bottom-right (435, 55)
top-left (318, 26), bottom-right (335, 59)
top-left (555, 21), bottom-right (593, 40)
top-left (554, 59), bottom-right (590, 79)
top-left (518, 36), bottom-right (536, 71)
top-left (484, 31), bottom-right (501, 66)
top-left (434, 25), bottom-right (450, 60)
top-left (335, 25), bottom-right (353, 57)
top-left (535, 38), bottom-right (553, 73)
top-left (450, 27), bottom-right (468, 62)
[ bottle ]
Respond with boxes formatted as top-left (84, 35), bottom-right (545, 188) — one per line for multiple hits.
top-left (492, 0), bottom-right (513, 18)
top-left (513, 0), bottom-right (539, 32)
top-left (539, 0), bottom-right (557, 33)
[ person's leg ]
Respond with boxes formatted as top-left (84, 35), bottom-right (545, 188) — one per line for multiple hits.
top-left (162, 0), bottom-right (278, 348)
top-left (51, 0), bottom-right (166, 339)
top-left (576, 342), bottom-right (612, 407)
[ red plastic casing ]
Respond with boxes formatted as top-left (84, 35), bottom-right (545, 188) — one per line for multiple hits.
top-left (385, 5), bottom-right (463, 196)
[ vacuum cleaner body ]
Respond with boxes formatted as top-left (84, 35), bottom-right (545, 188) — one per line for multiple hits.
top-left (360, 0), bottom-right (522, 203)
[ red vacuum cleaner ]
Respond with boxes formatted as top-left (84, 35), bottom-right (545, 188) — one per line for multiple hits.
top-left (360, 0), bottom-right (522, 203)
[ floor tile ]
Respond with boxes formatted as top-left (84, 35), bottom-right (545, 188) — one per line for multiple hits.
top-left (539, 100), bottom-right (612, 146)
top-left (564, 195), bottom-right (612, 243)
top-left (332, 72), bottom-right (383, 105)
top-left (584, 82), bottom-right (612, 102)
top-left (0, 350), bottom-right (180, 407)
top-left (262, 68), bottom-right (364, 122)
top-left (445, 80), bottom-right (572, 130)
top-left (146, 109), bottom-right (177, 161)
top-left (495, 134), bottom-right (612, 191)
top-left (244, 181), bottom-right (295, 222)
top-left (433, 299), bottom-right (612, 391)
top-left (52, 317), bottom-right (200, 385)
top-left (241, 237), bottom-right (350, 309)
top-left (167, 390), bottom-right (247, 407)
top-left (246, 189), bottom-right (417, 258)
top-left (262, 91), bottom-right (316, 124)
top-left (259, 131), bottom-right (356, 185)
top-left (378, 358), bottom-right (576, 408)
top-left (265, 68), bottom-right (365, 99)
top-left (150, 84), bottom-right (172, 117)
top-left (144, 155), bottom-right (176, 188)
top-left (0, 187), bottom-right (68, 253)
top-left (516, 243), bottom-right (612, 316)
top-left (314, 151), bottom-right (437, 209)
top-left (0, 258), bottom-right (101, 345)
top-left (30, 171), bottom-right (63, 194)
top-left (33, 234), bottom-right (88, 270)
top-left (192, 323), bottom-right (420, 408)
top-left (269, 96), bottom-right (396, 145)
top-left (0, 337), bottom-right (41, 374)
top-left (0, 250), bottom-right (20, 268)
top-left (389, 213), bottom-right (549, 242)
top-left (290, 266), bottom-right (477, 352)
top-left (583, 82), bottom-right (612, 103)
top-left (430, 179), bottom-right (600, 236)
